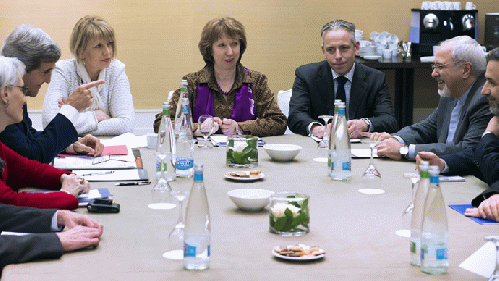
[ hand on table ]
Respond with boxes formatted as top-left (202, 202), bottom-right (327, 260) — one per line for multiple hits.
top-left (375, 138), bottom-right (404, 160)
top-left (311, 125), bottom-right (327, 139)
top-left (361, 132), bottom-right (392, 141)
top-left (465, 194), bottom-right (499, 222)
top-left (415, 152), bottom-right (445, 171)
top-left (68, 134), bottom-right (104, 156)
top-left (60, 174), bottom-right (90, 197)
top-left (347, 119), bottom-right (368, 139)
top-left (57, 210), bottom-right (103, 231)
top-left (220, 118), bottom-right (241, 135)
top-left (56, 225), bottom-right (102, 252)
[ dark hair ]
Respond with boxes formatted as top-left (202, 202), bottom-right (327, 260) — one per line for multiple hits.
top-left (198, 17), bottom-right (247, 64)
top-left (320, 20), bottom-right (356, 45)
top-left (487, 47), bottom-right (499, 63)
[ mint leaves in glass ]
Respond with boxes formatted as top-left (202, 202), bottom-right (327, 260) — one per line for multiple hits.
top-left (270, 192), bottom-right (310, 236)
top-left (226, 135), bottom-right (258, 168)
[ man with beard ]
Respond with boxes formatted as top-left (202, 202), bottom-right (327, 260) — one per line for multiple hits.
top-left (366, 36), bottom-right (492, 161)
top-left (416, 47), bottom-right (499, 221)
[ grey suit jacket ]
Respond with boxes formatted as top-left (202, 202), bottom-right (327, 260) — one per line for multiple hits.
top-left (0, 204), bottom-right (62, 267)
top-left (288, 60), bottom-right (398, 136)
top-left (394, 75), bottom-right (492, 157)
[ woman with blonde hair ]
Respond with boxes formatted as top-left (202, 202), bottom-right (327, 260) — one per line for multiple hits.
top-left (43, 15), bottom-right (134, 136)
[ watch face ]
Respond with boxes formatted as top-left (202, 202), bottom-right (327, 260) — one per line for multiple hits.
top-left (400, 146), bottom-right (409, 155)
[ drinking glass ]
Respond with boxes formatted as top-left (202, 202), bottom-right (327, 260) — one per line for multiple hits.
top-left (163, 178), bottom-right (191, 259)
top-left (397, 176), bottom-right (419, 237)
top-left (198, 115), bottom-right (214, 149)
top-left (317, 115), bottom-right (334, 149)
top-left (485, 236), bottom-right (499, 281)
top-left (148, 154), bottom-right (175, 210)
top-left (359, 142), bottom-right (383, 194)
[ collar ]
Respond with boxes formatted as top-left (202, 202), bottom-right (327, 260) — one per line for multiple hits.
top-left (198, 63), bottom-right (253, 93)
top-left (331, 63), bottom-right (355, 82)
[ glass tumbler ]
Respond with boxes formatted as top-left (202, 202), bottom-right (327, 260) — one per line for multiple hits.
top-left (269, 192), bottom-right (310, 236)
top-left (226, 135), bottom-right (258, 168)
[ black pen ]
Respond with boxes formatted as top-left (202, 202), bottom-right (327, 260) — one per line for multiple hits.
top-left (115, 181), bottom-right (151, 186)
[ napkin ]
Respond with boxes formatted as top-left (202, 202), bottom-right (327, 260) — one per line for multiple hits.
top-left (459, 241), bottom-right (496, 278)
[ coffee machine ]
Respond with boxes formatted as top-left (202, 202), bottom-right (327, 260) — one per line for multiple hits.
top-left (410, 9), bottom-right (478, 57)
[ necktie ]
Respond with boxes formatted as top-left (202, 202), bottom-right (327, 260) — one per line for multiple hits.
top-left (336, 76), bottom-right (348, 104)
top-left (446, 100), bottom-right (460, 144)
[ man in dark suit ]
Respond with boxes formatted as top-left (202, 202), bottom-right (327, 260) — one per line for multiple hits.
top-left (288, 20), bottom-right (397, 138)
top-left (0, 24), bottom-right (104, 164)
top-left (372, 36), bottom-right (492, 161)
top-left (416, 47), bottom-right (499, 221)
top-left (0, 203), bottom-right (103, 271)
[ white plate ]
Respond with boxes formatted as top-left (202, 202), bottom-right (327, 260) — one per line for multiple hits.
top-left (363, 55), bottom-right (381, 60)
top-left (272, 250), bottom-right (325, 260)
top-left (224, 172), bottom-right (265, 182)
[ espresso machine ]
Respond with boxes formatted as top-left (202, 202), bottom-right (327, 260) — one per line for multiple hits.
top-left (410, 9), bottom-right (478, 57)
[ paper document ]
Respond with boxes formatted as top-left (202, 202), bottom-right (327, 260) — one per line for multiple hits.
top-left (351, 148), bottom-right (378, 158)
top-left (73, 169), bottom-right (148, 182)
top-left (460, 241), bottom-right (496, 278)
top-left (54, 148), bottom-right (141, 170)
top-left (78, 188), bottom-right (112, 206)
top-left (101, 133), bottom-right (148, 148)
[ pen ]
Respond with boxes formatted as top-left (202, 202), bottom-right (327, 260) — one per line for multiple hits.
top-left (115, 181), bottom-right (151, 186)
top-left (82, 171), bottom-right (115, 176)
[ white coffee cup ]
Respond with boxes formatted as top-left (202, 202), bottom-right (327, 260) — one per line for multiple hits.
top-left (146, 133), bottom-right (158, 149)
top-left (429, 1), bottom-right (438, 9)
top-left (383, 49), bottom-right (392, 59)
top-left (444, 1), bottom-right (452, 10)
top-left (453, 1), bottom-right (461, 10)
top-left (421, 1), bottom-right (430, 10)
top-left (465, 2), bottom-right (476, 10)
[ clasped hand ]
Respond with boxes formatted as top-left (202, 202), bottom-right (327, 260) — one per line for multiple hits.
top-left (60, 173), bottom-right (90, 197)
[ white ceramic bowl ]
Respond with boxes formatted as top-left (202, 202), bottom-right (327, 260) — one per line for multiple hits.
top-left (227, 189), bottom-right (274, 211)
top-left (263, 144), bottom-right (302, 161)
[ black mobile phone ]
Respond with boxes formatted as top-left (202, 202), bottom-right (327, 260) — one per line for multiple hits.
top-left (87, 199), bottom-right (120, 213)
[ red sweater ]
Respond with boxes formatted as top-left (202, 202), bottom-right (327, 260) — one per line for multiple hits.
top-left (0, 141), bottom-right (77, 210)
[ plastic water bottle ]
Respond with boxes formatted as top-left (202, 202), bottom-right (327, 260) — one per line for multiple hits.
top-left (421, 165), bottom-right (449, 274)
top-left (156, 102), bottom-right (176, 181)
top-left (175, 97), bottom-right (194, 177)
top-left (175, 80), bottom-right (192, 137)
top-left (183, 162), bottom-right (211, 270)
top-left (328, 99), bottom-right (342, 168)
top-left (410, 160), bottom-right (430, 266)
top-left (330, 102), bottom-right (352, 181)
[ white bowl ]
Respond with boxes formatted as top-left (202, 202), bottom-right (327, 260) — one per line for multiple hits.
top-left (263, 144), bottom-right (302, 161)
top-left (227, 189), bottom-right (274, 211)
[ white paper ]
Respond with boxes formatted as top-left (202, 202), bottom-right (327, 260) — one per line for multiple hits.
top-left (53, 146), bottom-right (136, 170)
top-left (101, 133), bottom-right (147, 148)
top-left (351, 148), bottom-right (378, 158)
top-left (73, 169), bottom-right (146, 181)
top-left (1, 231), bottom-right (29, 236)
top-left (402, 173), bottom-right (465, 182)
top-left (459, 241), bottom-right (496, 278)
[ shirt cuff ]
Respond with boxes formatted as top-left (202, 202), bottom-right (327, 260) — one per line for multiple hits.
top-left (52, 211), bottom-right (63, 232)
top-left (408, 144), bottom-right (416, 160)
top-left (441, 161), bottom-right (450, 174)
top-left (60, 105), bottom-right (80, 125)
top-left (392, 135), bottom-right (405, 144)
top-left (307, 122), bottom-right (322, 135)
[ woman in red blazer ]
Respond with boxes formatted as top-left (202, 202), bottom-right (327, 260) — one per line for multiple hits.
top-left (0, 57), bottom-right (88, 210)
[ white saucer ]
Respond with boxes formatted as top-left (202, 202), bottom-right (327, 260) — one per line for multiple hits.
top-left (363, 55), bottom-right (381, 60)
top-left (358, 188), bottom-right (385, 195)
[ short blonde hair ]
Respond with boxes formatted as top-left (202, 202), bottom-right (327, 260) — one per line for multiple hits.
top-left (70, 15), bottom-right (116, 61)
top-left (198, 17), bottom-right (247, 64)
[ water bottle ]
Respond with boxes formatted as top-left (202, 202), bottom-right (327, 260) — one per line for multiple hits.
top-left (183, 162), bottom-right (211, 270)
top-left (175, 97), bottom-right (194, 177)
top-left (156, 102), bottom-right (176, 181)
top-left (328, 99), bottom-right (342, 168)
top-left (410, 160), bottom-right (430, 266)
top-left (175, 80), bottom-right (192, 137)
top-left (421, 165), bottom-right (449, 275)
top-left (330, 102), bottom-right (352, 181)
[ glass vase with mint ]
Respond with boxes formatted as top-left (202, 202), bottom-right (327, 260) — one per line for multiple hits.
top-left (226, 135), bottom-right (258, 168)
top-left (269, 192), bottom-right (310, 236)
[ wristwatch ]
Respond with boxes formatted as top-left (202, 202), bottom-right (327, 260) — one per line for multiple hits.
top-left (361, 118), bottom-right (372, 131)
top-left (399, 145), bottom-right (409, 160)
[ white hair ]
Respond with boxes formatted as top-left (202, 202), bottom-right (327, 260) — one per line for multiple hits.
top-left (440, 36), bottom-right (486, 76)
top-left (0, 56), bottom-right (26, 91)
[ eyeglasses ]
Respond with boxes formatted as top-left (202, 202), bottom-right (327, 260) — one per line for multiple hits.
top-left (431, 63), bottom-right (450, 70)
top-left (8, 85), bottom-right (29, 96)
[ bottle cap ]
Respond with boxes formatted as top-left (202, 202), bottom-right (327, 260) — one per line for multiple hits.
top-left (162, 101), bottom-right (170, 109)
top-left (429, 165), bottom-right (440, 175)
top-left (419, 160), bottom-right (429, 170)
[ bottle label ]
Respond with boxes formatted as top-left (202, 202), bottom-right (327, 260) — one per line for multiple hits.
top-left (421, 244), bottom-right (448, 260)
top-left (330, 162), bottom-right (334, 171)
top-left (430, 175), bottom-right (439, 184)
top-left (182, 106), bottom-right (189, 114)
top-left (194, 173), bottom-right (203, 181)
top-left (176, 158), bottom-right (193, 170)
top-left (436, 248), bottom-right (448, 260)
top-left (184, 244), bottom-right (196, 257)
top-left (342, 161), bottom-right (351, 171)
top-left (410, 241), bottom-right (416, 253)
top-left (338, 109), bottom-right (345, 115)
top-left (181, 87), bottom-right (187, 93)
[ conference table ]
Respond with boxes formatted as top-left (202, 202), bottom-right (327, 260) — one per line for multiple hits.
top-left (3, 134), bottom-right (495, 280)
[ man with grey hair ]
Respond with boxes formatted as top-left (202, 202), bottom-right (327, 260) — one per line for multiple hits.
top-left (415, 47), bottom-right (499, 221)
top-left (288, 19), bottom-right (398, 138)
top-left (371, 36), bottom-right (492, 161)
top-left (0, 24), bottom-right (104, 164)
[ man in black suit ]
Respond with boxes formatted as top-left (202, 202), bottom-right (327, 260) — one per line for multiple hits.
top-left (288, 20), bottom-right (397, 138)
top-left (372, 36), bottom-right (491, 161)
top-left (416, 47), bottom-right (499, 221)
top-left (0, 203), bottom-right (103, 270)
